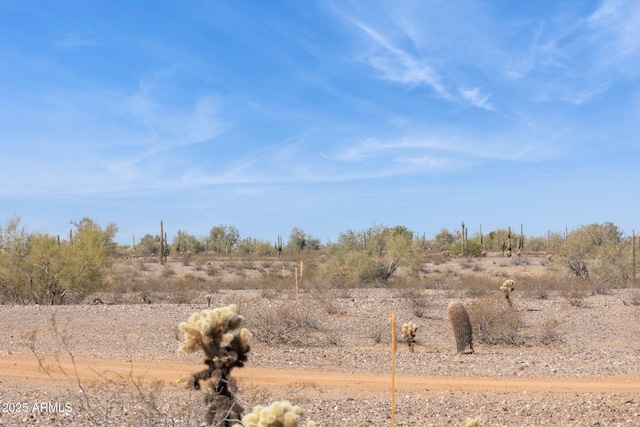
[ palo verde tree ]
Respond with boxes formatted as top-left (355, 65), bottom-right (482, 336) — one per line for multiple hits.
top-left (135, 233), bottom-right (161, 256)
top-left (171, 230), bottom-right (205, 254)
top-left (208, 225), bottom-right (240, 256)
top-left (286, 227), bottom-right (321, 253)
top-left (526, 230), bottom-right (564, 253)
top-left (42, 217), bottom-right (117, 304)
top-left (451, 238), bottom-right (485, 257)
top-left (320, 224), bottom-right (418, 286)
top-left (431, 228), bottom-right (456, 251)
top-left (0, 217), bottom-right (31, 303)
top-left (558, 222), bottom-right (633, 284)
top-left (0, 217), bottom-right (117, 304)
top-left (484, 228), bottom-right (520, 253)
top-left (235, 237), bottom-right (277, 256)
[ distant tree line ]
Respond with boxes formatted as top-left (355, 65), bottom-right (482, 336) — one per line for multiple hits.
top-left (1, 217), bottom-right (637, 304)
top-left (133, 225), bottom-right (321, 257)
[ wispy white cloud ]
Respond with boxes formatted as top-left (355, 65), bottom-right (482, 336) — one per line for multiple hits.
top-left (0, 80), bottom-right (228, 197)
top-left (327, 120), bottom-right (566, 174)
top-left (458, 87), bottom-right (494, 111)
top-left (1, 0), bottom-right (637, 243)
top-left (500, 0), bottom-right (640, 104)
top-left (53, 32), bottom-right (98, 50)
top-left (330, 3), bottom-right (498, 111)
top-left (392, 155), bottom-right (447, 167)
top-left (352, 21), bottom-right (453, 101)
top-left (587, 0), bottom-right (640, 72)
top-left (503, 22), bottom-right (567, 81)
top-left (557, 83), bottom-right (611, 105)
top-left (118, 91), bottom-right (227, 174)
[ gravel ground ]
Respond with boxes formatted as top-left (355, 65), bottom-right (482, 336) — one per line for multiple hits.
top-left (1, 287), bottom-right (639, 426)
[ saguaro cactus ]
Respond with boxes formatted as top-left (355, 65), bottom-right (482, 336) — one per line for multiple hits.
top-left (447, 300), bottom-right (474, 354)
top-left (518, 223), bottom-right (524, 253)
top-left (275, 235), bottom-right (283, 259)
top-left (461, 221), bottom-right (466, 256)
top-left (160, 220), bottom-right (168, 264)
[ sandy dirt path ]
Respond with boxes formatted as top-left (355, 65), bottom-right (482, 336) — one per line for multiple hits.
top-left (2, 353), bottom-right (639, 394)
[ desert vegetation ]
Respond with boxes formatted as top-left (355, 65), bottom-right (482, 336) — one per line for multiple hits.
top-left (1, 218), bottom-right (637, 305)
top-left (447, 300), bottom-right (474, 354)
top-left (0, 217), bottom-right (117, 304)
top-left (0, 217), bottom-right (639, 425)
top-left (176, 303), bottom-right (316, 426)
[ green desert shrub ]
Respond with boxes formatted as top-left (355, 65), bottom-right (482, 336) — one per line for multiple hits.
top-left (318, 224), bottom-right (418, 286)
top-left (558, 222), bottom-right (634, 284)
top-left (236, 237), bottom-right (278, 256)
top-left (285, 227), bottom-right (321, 253)
top-left (207, 225), bottom-right (241, 255)
top-left (135, 234), bottom-right (161, 256)
top-left (480, 228), bottom-right (526, 253)
top-left (450, 239), bottom-right (485, 257)
top-left (171, 230), bottom-right (205, 254)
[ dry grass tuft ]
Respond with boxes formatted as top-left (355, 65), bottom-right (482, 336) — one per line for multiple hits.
top-left (627, 288), bottom-right (640, 306)
top-left (247, 300), bottom-right (327, 346)
top-left (467, 295), bottom-right (524, 345)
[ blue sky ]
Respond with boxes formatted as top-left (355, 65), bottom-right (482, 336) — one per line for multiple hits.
top-left (1, 1), bottom-right (639, 245)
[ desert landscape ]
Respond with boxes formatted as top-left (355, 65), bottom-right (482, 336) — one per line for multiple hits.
top-left (0, 251), bottom-right (639, 427)
top-left (5, 0), bottom-right (640, 424)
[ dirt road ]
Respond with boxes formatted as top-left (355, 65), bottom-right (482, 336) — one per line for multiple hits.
top-left (3, 353), bottom-right (639, 394)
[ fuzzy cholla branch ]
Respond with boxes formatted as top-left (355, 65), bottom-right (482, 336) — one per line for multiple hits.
top-left (178, 304), bottom-right (250, 361)
top-left (178, 304), bottom-right (252, 426)
top-left (401, 321), bottom-right (417, 353)
top-left (465, 416), bottom-right (482, 427)
top-left (233, 401), bottom-right (316, 427)
top-left (500, 279), bottom-right (516, 306)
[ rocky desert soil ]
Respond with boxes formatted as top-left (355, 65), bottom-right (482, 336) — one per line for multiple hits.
top-left (0, 255), bottom-right (639, 426)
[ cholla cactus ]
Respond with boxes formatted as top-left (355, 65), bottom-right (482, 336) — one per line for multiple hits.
top-left (233, 401), bottom-right (316, 427)
top-left (178, 304), bottom-right (251, 361)
top-left (447, 300), bottom-right (473, 354)
top-left (465, 416), bottom-right (482, 427)
top-left (401, 321), bottom-right (418, 353)
top-left (178, 304), bottom-right (252, 426)
top-left (500, 279), bottom-right (515, 305)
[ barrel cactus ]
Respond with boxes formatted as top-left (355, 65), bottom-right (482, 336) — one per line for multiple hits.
top-left (447, 300), bottom-right (474, 354)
